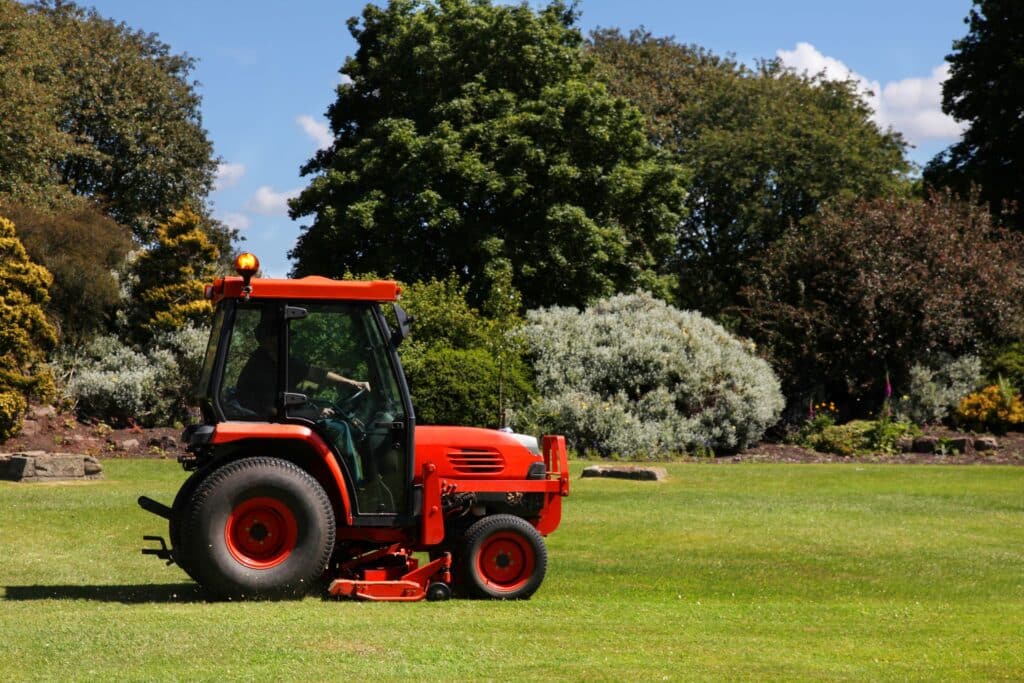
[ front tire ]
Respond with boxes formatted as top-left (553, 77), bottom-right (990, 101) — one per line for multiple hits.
top-left (182, 457), bottom-right (335, 599)
top-left (459, 514), bottom-right (547, 600)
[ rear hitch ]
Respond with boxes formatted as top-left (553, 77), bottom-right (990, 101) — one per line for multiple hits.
top-left (137, 495), bottom-right (172, 520)
top-left (142, 535), bottom-right (175, 565)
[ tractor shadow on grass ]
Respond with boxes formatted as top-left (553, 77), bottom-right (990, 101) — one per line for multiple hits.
top-left (3, 583), bottom-right (205, 604)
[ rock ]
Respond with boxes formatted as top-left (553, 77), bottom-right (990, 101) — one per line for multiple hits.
top-left (580, 465), bottom-right (668, 481)
top-left (912, 436), bottom-right (939, 453)
top-left (83, 456), bottom-right (103, 476)
top-left (33, 454), bottom-right (85, 478)
top-left (30, 405), bottom-right (56, 419)
top-left (120, 438), bottom-right (140, 450)
top-left (897, 436), bottom-right (914, 452)
top-left (1, 454), bottom-right (102, 481)
top-left (948, 436), bottom-right (972, 454)
top-left (974, 436), bottom-right (999, 451)
top-left (148, 435), bottom-right (177, 450)
top-left (0, 454), bottom-right (33, 481)
top-left (19, 419), bottom-right (41, 436)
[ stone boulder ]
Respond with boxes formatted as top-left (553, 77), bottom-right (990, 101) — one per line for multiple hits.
top-left (0, 453), bottom-right (103, 481)
top-left (580, 465), bottom-right (668, 481)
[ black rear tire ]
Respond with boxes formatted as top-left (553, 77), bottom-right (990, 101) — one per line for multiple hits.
top-left (182, 457), bottom-right (335, 599)
top-left (458, 514), bottom-right (547, 600)
top-left (169, 467), bottom-right (210, 582)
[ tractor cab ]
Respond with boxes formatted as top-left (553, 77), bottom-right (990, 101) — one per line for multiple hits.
top-left (197, 294), bottom-right (414, 518)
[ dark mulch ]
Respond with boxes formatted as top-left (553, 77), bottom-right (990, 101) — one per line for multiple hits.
top-left (2, 406), bottom-right (187, 460)
top-left (3, 406), bottom-right (1024, 465)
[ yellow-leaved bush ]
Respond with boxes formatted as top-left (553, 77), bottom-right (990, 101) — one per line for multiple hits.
top-left (956, 384), bottom-right (1024, 433)
top-left (0, 215), bottom-right (57, 439)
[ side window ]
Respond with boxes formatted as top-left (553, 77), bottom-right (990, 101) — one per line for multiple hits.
top-left (219, 305), bottom-right (279, 419)
top-left (287, 303), bottom-right (408, 514)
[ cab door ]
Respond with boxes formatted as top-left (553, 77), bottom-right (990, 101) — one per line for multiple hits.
top-left (283, 302), bottom-right (412, 516)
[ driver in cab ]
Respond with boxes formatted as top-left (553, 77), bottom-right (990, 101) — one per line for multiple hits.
top-left (236, 317), bottom-right (370, 419)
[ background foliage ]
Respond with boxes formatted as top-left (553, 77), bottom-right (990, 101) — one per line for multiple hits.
top-left (590, 29), bottom-right (910, 315)
top-left (289, 0), bottom-right (687, 309)
top-left (741, 191), bottom-right (1024, 415)
top-left (925, 0), bottom-right (1024, 231)
top-left (522, 292), bottom-right (783, 456)
top-left (0, 215), bottom-right (57, 438)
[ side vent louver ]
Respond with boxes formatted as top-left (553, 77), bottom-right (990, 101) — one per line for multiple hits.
top-left (446, 448), bottom-right (505, 474)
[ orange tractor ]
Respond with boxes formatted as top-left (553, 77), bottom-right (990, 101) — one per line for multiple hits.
top-left (139, 254), bottom-right (569, 601)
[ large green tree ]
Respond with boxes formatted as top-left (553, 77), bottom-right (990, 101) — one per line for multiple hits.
top-left (0, 0), bottom-right (68, 206)
top-left (590, 30), bottom-right (910, 315)
top-left (924, 0), bottom-right (1024, 230)
top-left (0, 0), bottom-right (219, 244)
top-left (289, 0), bottom-right (687, 309)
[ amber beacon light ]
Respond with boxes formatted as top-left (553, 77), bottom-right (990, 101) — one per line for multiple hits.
top-left (234, 252), bottom-right (259, 299)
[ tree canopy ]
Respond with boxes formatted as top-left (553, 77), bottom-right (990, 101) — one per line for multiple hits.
top-left (590, 29), bottom-right (910, 315)
top-left (0, 0), bottom-right (218, 243)
top-left (924, 0), bottom-right (1024, 230)
top-left (740, 191), bottom-right (1024, 414)
top-left (289, 0), bottom-right (687, 309)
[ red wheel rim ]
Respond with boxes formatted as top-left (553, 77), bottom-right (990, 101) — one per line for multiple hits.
top-left (224, 497), bottom-right (298, 569)
top-left (476, 531), bottom-right (536, 592)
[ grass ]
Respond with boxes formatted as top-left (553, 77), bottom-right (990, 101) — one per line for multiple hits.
top-left (1, 460), bottom-right (1022, 681)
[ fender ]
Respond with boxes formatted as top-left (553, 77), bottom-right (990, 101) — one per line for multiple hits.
top-left (209, 422), bottom-right (354, 526)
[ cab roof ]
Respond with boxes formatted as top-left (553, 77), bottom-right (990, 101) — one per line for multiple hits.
top-left (210, 276), bottom-right (402, 304)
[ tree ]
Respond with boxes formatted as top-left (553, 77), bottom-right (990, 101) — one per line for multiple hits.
top-left (590, 30), bottom-right (910, 315)
top-left (35, 0), bottom-right (218, 242)
top-left (127, 205), bottom-right (220, 342)
top-left (0, 0), bottom-right (70, 206)
top-left (0, 1), bottom-right (218, 243)
top-left (2, 203), bottom-right (132, 347)
top-left (289, 0), bottom-right (687, 309)
top-left (924, 1), bottom-right (1024, 230)
top-left (0, 215), bottom-right (57, 439)
top-left (739, 191), bottom-right (1024, 415)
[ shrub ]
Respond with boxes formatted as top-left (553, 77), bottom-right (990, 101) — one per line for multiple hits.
top-left (395, 273), bottom-right (535, 428)
top-left (898, 354), bottom-right (982, 425)
top-left (0, 215), bottom-right (57, 440)
top-left (985, 343), bottom-right (1024, 394)
top-left (521, 292), bottom-right (784, 457)
top-left (799, 417), bottom-right (918, 456)
top-left (741, 191), bottom-right (1024, 416)
top-left (403, 346), bottom-right (532, 427)
top-left (956, 380), bottom-right (1024, 433)
top-left (57, 325), bottom-right (208, 426)
top-left (811, 420), bottom-right (874, 456)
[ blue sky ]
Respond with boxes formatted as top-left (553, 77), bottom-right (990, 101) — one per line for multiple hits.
top-left (76, 0), bottom-right (974, 277)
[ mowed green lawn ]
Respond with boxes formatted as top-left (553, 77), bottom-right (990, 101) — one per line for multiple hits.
top-left (1, 460), bottom-right (1022, 681)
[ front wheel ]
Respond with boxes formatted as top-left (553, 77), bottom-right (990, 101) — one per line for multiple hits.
top-left (182, 457), bottom-right (335, 599)
top-left (459, 514), bottom-right (547, 600)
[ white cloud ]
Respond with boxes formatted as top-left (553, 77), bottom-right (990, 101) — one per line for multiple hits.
top-left (245, 186), bottom-right (301, 216)
top-left (339, 73), bottom-right (354, 86)
top-left (777, 42), bottom-right (964, 143)
top-left (296, 114), bottom-right (333, 149)
top-left (214, 162), bottom-right (246, 190)
top-left (219, 212), bottom-right (251, 231)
